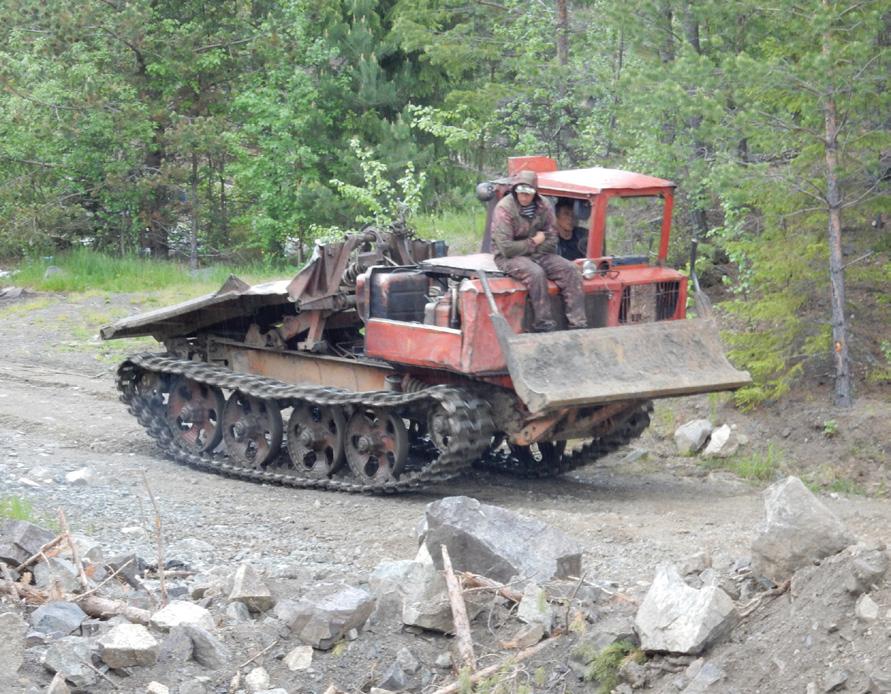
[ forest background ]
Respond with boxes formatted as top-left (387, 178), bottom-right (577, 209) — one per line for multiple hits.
top-left (0, 0), bottom-right (888, 408)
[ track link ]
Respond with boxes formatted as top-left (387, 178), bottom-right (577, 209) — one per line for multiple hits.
top-left (117, 353), bottom-right (494, 494)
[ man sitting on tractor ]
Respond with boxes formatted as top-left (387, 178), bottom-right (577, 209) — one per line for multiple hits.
top-left (491, 171), bottom-right (587, 332)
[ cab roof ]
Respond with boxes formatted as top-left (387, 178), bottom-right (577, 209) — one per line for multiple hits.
top-left (537, 167), bottom-right (675, 196)
top-left (505, 155), bottom-right (675, 197)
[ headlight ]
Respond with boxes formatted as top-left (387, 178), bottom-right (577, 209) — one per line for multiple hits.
top-left (582, 259), bottom-right (597, 280)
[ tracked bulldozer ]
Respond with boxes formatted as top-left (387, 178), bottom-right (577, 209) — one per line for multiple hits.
top-left (102, 156), bottom-right (750, 493)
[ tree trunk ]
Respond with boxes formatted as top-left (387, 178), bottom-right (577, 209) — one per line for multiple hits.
top-left (604, 29), bottom-right (624, 158)
top-left (556, 0), bottom-right (569, 66)
top-left (822, 17), bottom-right (853, 407)
top-left (190, 150), bottom-right (199, 271)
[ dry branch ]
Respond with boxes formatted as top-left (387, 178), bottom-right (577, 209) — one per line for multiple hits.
top-left (431, 636), bottom-right (560, 694)
top-left (141, 472), bottom-right (168, 606)
top-left (57, 509), bottom-right (90, 592)
top-left (458, 571), bottom-right (524, 603)
top-left (79, 595), bottom-right (152, 625)
top-left (14, 534), bottom-right (65, 573)
top-left (441, 545), bottom-right (476, 671)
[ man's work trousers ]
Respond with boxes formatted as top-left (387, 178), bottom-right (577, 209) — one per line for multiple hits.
top-left (495, 253), bottom-right (587, 331)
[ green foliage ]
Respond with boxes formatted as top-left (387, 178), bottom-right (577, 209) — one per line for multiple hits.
top-left (0, 496), bottom-right (35, 522)
top-left (701, 443), bottom-right (785, 482)
top-left (578, 640), bottom-right (642, 694)
top-left (12, 248), bottom-right (286, 293)
top-left (822, 420), bottom-right (839, 439)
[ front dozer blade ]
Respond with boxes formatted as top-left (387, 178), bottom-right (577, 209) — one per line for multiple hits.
top-left (496, 318), bottom-right (752, 413)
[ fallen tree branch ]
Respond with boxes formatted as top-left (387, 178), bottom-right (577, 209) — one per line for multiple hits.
top-left (458, 571), bottom-right (524, 603)
top-left (431, 636), bottom-right (560, 694)
top-left (79, 595), bottom-right (152, 625)
top-left (442, 546), bottom-right (476, 671)
top-left (237, 639), bottom-right (279, 669)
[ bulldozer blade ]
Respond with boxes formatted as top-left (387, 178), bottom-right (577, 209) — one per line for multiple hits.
top-left (497, 319), bottom-right (752, 413)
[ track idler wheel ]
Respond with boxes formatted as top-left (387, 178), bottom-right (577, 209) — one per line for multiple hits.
top-left (345, 408), bottom-right (408, 484)
top-left (222, 392), bottom-right (283, 468)
top-left (286, 403), bottom-right (345, 479)
top-left (166, 376), bottom-right (225, 453)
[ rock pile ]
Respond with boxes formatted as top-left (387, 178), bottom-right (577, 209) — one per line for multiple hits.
top-left (1, 482), bottom-right (886, 694)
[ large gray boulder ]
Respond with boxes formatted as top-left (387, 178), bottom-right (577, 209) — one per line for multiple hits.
top-left (0, 612), bottom-right (27, 687)
top-left (419, 496), bottom-right (582, 582)
top-left (182, 625), bottom-right (230, 669)
top-left (150, 601), bottom-right (215, 631)
top-left (369, 560), bottom-right (432, 625)
top-left (34, 557), bottom-right (82, 593)
top-left (751, 476), bottom-right (856, 583)
top-left (635, 564), bottom-right (737, 654)
top-left (277, 584), bottom-right (375, 650)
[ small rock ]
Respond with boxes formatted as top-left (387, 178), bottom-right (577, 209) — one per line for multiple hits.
top-left (517, 582), bottom-right (552, 631)
top-left (635, 564), bottom-right (737, 654)
top-left (674, 419), bottom-right (713, 455)
top-left (245, 666), bottom-right (271, 692)
top-left (679, 551), bottom-right (711, 577)
top-left (280, 584), bottom-right (375, 650)
top-left (158, 626), bottom-right (193, 663)
top-left (226, 601), bottom-right (252, 623)
top-left (0, 519), bottom-right (54, 565)
top-left (396, 646), bottom-right (420, 675)
top-left (682, 659), bottom-right (724, 692)
top-left (435, 652), bottom-right (452, 669)
top-left (146, 683), bottom-right (170, 694)
top-left (284, 644), bottom-right (313, 671)
top-left (229, 563), bottom-right (275, 613)
top-left (46, 673), bottom-right (71, 694)
top-left (855, 593), bottom-right (879, 622)
top-left (64, 467), bottom-right (95, 486)
top-left (97, 623), bottom-right (160, 669)
top-left (822, 669), bottom-right (848, 692)
top-left (150, 601), bottom-right (215, 631)
top-left (42, 636), bottom-right (97, 688)
top-left (378, 661), bottom-right (407, 692)
top-left (31, 601), bottom-right (88, 636)
top-left (701, 424), bottom-right (739, 459)
top-left (505, 622), bottom-right (545, 649)
top-left (0, 612), bottom-right (27, 686)
top-left (182, 624), bottom-right (230, 669)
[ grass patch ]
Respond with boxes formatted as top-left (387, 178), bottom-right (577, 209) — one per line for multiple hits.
top-left (576, 640), bottom-right (643, 694)
top-left (11, 248), bottom-right (290, 294)
top-left (700, 442), bottom-right (784, 482)
top-left (0, 495), bottom-right (59, 531)
top-left (414, 207), bottom-right (485, 255)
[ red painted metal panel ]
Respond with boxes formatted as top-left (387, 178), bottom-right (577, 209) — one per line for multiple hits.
top-left (508, 156), bottom-right (558, 175)
top-left (365, 319), bottom-right (463, 370)
top-left (537, 168), bottom-right (675, 195)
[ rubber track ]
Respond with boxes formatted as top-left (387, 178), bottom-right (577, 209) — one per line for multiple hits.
top-left (116, 353), bottom-right (494, 494)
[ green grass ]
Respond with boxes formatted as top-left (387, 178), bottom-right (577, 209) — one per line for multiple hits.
top-left (700, 442), bottom-right (784, 482)
top-left (0, 495), bottom-right (59, 531)
top-left (11, 248), bottom-right (290, 293)
top-left (414, 207), bottom-right (485, 255)
top-left (576, 640), bottom-right (643, 694)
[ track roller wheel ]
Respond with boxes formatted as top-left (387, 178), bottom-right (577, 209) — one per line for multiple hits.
top-left (166, 377), bottom-right (225, 453)
top-left (286, 403), bottom-right (345, 478)
top-left (222, 392), bottom-right (283, 468)
top-left (345, 408), bottom-right (408, 484)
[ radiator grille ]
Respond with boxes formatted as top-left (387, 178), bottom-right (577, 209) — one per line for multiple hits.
top-left (619, 281), bottom-right (680, 323)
